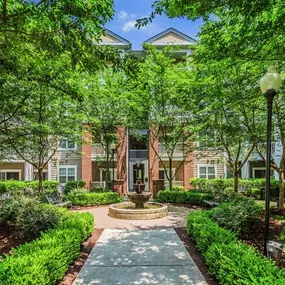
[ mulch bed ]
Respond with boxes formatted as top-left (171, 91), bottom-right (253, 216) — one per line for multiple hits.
top-left (241, 216), bottom-right (285, 267)
top-left (0, 222), bottom-right (26, 258)
top-left (175, 227), bottom-right (219, 285)
top-left (57, 228), bottom-right (104, 285)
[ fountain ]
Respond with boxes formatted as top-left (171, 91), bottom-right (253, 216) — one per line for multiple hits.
top-left (108, 180), bottom-right (168, 220)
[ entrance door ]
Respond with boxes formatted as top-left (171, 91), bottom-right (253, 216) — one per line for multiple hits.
top-left (133, 163), bottom-right (144, 184)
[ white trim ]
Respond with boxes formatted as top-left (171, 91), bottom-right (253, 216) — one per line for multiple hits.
top-left (57, 165), bottom-right (78, 183)
top-left (0, 169), bottom-right (22, 180)
top-left (252, 167), bottom-right (274, 178)
top-left (99, 168), bottom-right (117, 181)
top-left (159, 168), bottom-right (176, 181)
top-left (48, 161), bottom-right (52, 180)
top-left (197, 164), bottom-right (217, 179)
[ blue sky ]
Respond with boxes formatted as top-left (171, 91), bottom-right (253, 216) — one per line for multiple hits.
top-left (105, 0), bottom-right (203, 50)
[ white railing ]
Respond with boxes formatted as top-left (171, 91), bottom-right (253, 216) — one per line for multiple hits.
top-left (158, 144), bottom-right (183, 156)
top-left (0, 149), bottom-right (22, 161)
top-left (92, 181), bottom-right (106, 188)
top-left (129, 150), bottom-right (148, 159)
top-left (92, 144), bottom-right (105, 156)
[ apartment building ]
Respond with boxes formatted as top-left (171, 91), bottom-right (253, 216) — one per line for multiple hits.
top-left (0, 28), bottom-right (276, 194)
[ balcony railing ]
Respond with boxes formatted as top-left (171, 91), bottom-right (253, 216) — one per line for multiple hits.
top-left (91, 144), bottom-right (116, 160)
top-left (92, 181), bottom-right (106, 188)
top-left (163, 181), bottom-right (184, 189)
top-left (0, 149), bottom-right (22, 161)
top-left (158, 144), bottom-right (183, 156)
top-left (129, 150), bottom-right (148, 159)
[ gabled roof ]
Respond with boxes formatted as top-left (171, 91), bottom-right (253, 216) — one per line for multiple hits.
top-left (143, 27), bottom-right (197, 46)
top-left (101, 28), bottom-right (131, 49)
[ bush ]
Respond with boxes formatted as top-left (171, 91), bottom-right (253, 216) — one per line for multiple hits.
top-left (64, 192), bottom-right (122, 206)
top-left (5, 180), bottom-right (26, 193)
top-left (155, 190), bottom-right (213, 205)
top-left (0, 182), bottom-right (7, 194)
top-left (91, 186), bottom-right (106, 193)
top-left (0, 196), bottom-right (67, 240)
top-left (25, 180), bottom-right (59, 191)
top-left (187, 211), bottom-right (285, 285)
top-left (209, 197), bottom-right (263, 234)
top-left (0, 211), bottom-right (94, 285)
top-left (167, 186), bottom-right (186, 191)
top-left (205, 242), bottom-right (285, 285)
top-left (64, 180), bottom-right (86, 194)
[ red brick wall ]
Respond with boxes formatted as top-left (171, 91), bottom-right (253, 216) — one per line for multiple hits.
top-left (149, 132), bottom-right (159, 194)
top-left (184, 152), bottom-right (194, 189)
top-left (116, 127), bottom-right (127, 194)
top-left (82, 130), bottom-right (93, 190)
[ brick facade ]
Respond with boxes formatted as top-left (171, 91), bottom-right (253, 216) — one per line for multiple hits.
top-left (183, 153), bottom-right (194, 189)
top-left (81, 130), bottom-right (93, 190)
top-left (149, 132), bottom-right (159, 194)
top-left (116, 127), bottom-right (127, 194)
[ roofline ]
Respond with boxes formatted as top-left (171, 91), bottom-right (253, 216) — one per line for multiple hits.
top-left (103, 28), bottom-right (132, 47)
top-left (143, 27), bottom-right (197, 45)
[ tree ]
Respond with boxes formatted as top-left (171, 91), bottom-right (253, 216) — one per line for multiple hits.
top-left (1, 72), bottom-right (81, 192)
top-left (134, 47), bottom-right (198, 190)
top-left (82, 70), bottom-right (130, 190)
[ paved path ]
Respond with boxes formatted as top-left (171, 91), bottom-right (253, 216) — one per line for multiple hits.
top-left (74, 228), bottom-right (207, 285)
top-left (75, 205), bottom-right (197, 229)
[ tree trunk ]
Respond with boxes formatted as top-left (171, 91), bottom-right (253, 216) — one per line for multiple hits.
top-left (234, 170), bottom-right (239, 193)
top-left (169, 158), bottom-right (172, 191)
top-left (278, 170), bottom-right (284, 210)
top-left (38, 167), bottom-right (44, 193)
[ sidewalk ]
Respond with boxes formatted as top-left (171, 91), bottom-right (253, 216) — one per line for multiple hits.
top-left (73, 228), bottom-right (207, 285)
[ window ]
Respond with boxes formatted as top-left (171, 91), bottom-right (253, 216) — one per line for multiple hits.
top-left (58, 166), bottom-right (77, 183)
top-left (34, 170), bottom-right (48, 181)
top-left (252, 168), bottom-right (274, 179)
top-left (59, 139), bottom-right (76, 150)
top-left (198, 166), bottom-right (216, 179)
top-left (0, 170), bottom-right (21, 180)
top-left (100, 169), bottom-right (117, 181)
top-left (159, 168), bottom-right (176, 180)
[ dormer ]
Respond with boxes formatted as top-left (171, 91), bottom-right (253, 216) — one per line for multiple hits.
top-left (100, 28), bottom-right (131, 51)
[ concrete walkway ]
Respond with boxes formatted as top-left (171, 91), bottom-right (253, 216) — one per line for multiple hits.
top-left (74, 228), bottom-right (207, 285)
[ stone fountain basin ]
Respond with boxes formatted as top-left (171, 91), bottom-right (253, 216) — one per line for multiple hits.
top-left (109, 202), bottom-right (168, 220)
top-left (127, 192), bottom-right (152, 207)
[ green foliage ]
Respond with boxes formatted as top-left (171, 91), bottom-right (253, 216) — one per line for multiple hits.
top-left (0, 182), bottom-right (7, 194)
top-left (166, 186), bottom-right (186, 191)
top-left (0, 196), bottom-right (68, 240)
top-left (91, 186), bottom-right (107, 193)
top-left (155, 190), bottom-right (213, 205)
top-left (64, 192), bottom-right (122, 206)
top-left (0, 211), bottom-right (94, 285)
top-left (187, 210), bottom-right (285, 284)
top-left (25, 180), bottom-right (59, 191)
top-left (187, 211), bottom-right (237, 253)
top-left (205, 242), bottom-right (285, 285)
top-left (64, 180), bottom-right (86, 194)
top-left (5, 180), bottom-right (26, 193)
top-left (209, 198), bottom-right (263, 234)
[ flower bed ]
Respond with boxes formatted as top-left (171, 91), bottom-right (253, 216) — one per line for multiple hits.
top-left (64, 191), bottom-right (122, 206)
top-left (187, 206), bottom-right (285, 284)
top-left (0, 211), bottom-right (94, 285)
top-left (155, 190), bottom-right (213, 205)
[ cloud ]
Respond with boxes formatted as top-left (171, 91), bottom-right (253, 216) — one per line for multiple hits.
top-left (122, 20), bottom-right (137, 32)
top-left (118, 11), bottom-right (128, 21)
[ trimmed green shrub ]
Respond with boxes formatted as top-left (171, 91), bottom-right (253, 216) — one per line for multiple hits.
top-left (166, 186), bottom-right (186, 191)
top-left (0, 196), bottom-right (68, 240)
top-left (25, 180), bottom-right (59, 191)
top-left (91, 186), bottom-right (106, 193)
top-left (187, 211), bottom-right (285, 285)
top-left (64, 180), bottom-right (86, 194)
top-left (205, 242), bottom-right (285, 285)
top-left (0, 181), bottom-right (7, 194)
top-left (209, 198), bottom-right (263, 234)
top-left (155, 190), bottom-right (213, 205)
top-left (0, 211), bottom-right (94, 285)
top-left (64, 192), bottom-right (121, 206)
top-left (5, 180), bottom-right (26, 192)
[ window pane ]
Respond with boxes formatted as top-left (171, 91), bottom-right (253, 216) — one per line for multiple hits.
top-left (68, 168), bottom-right (75, 176)
top-left (200, 174), bottom-right (207, 178)
top-left (59, 168), bottom-right (66, 176)
top-left (159, 170), bottom-right (164, 180)
top-left (67, 176), bottom-right (75, 181)
top-left (199, 167), bottom-right (206, 175)
top-left (208, 174), bottom-right (215, 179)
top-left (60, 140), bottom-right (67, 148)
top-left (59, 176), bottom-right (66, 183)
top-left (0, 173), bottom-right (5, 180)
top-left (68, 141), bottom-right (75, 149)
top-left (208, 167), bottom-right (215, 175)
top-left (7, 172), bottom-right (20, 180)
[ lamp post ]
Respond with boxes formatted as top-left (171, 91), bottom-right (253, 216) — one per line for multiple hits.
top-left (110, 142), bottom-right (116, 191)
top-left (260, 66), bottom-right (281, 257)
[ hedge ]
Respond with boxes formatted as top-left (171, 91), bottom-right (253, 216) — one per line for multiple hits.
top-left (155, 190), bottom-right (213, 205)
top-left (187, 211), bottom-right (285, 284)
top-left (0, 211), bottom-right (94, 285)
top-left (64, 180), bottom-right (86, 194)
top-left (64, 192), bottom-right (122, 206)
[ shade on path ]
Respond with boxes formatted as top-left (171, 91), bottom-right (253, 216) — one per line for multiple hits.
top-left (73, 228), bottom-right (207, 285)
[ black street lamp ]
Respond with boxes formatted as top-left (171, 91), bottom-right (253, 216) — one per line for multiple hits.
top-left (260, 66), bottom-right (281, 257)
top-left (110, 142), bottom-right (116, 191)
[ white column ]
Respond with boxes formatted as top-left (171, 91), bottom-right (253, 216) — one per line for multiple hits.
top-left (48, 161), bottom-right (52, 180)
top-left (24, 162), bottom-right (33, 181)
top-left (241, 160), bottom-right (250, 179)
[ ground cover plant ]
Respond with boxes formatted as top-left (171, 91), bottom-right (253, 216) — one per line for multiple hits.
top-left (64, 190), bottom-right (122, 206)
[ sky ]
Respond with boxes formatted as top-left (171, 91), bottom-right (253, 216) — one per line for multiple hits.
top-left (105, 0), bottom-right (203, 50)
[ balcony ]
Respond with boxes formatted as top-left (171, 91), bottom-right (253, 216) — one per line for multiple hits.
top-left (0, 149), bottom-right (23, 162)
top-left (158, 144), bottom-right (183, 159)
top-left (91, 144), bottom-right (116, 160)
top-left (129, 150), bottom-right (148, 160)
